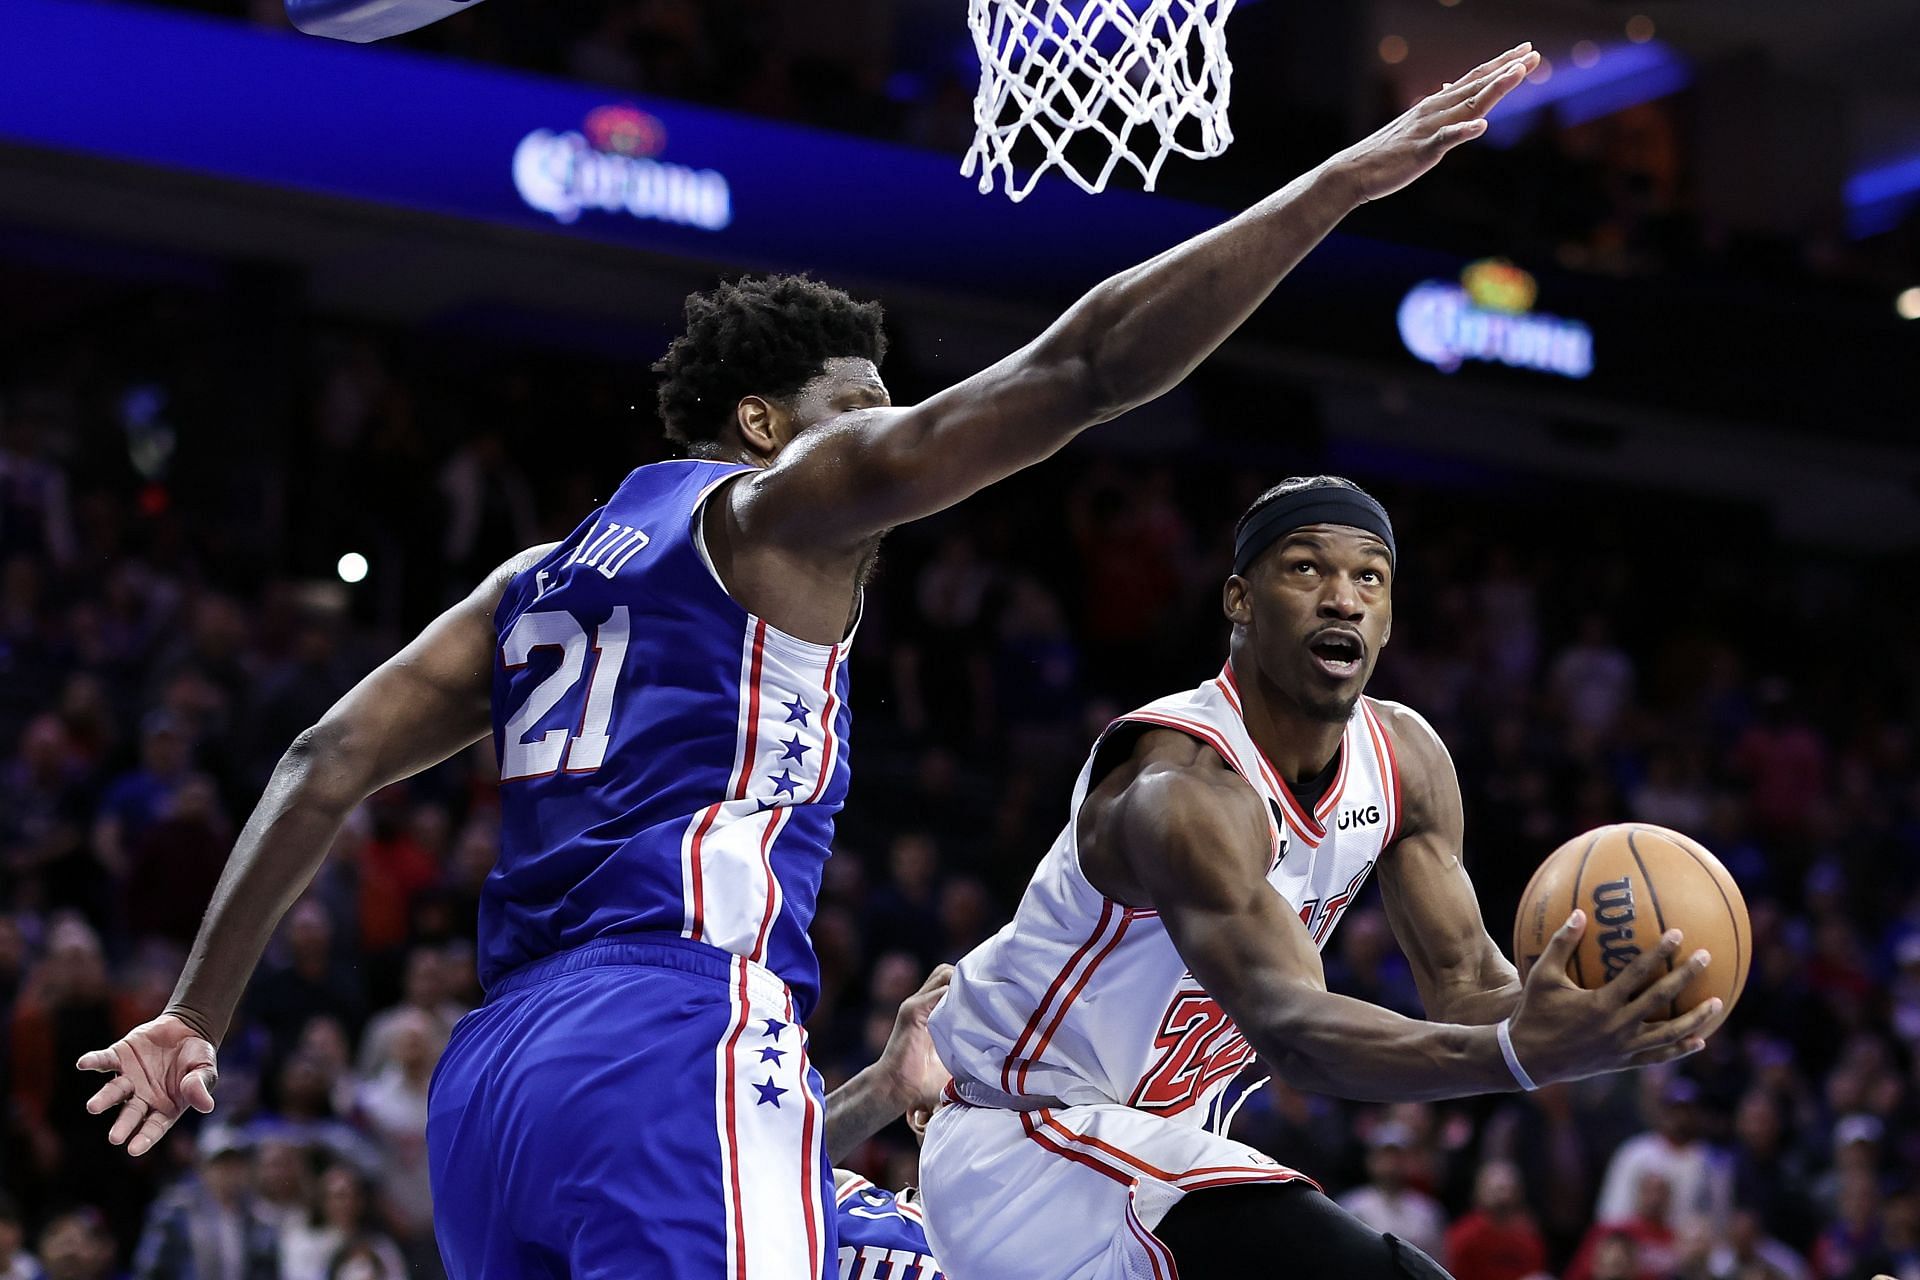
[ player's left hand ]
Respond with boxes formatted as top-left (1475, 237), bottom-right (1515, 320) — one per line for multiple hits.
top-left (876, 964), bottom-right (954, 1120)
top-left (75, 1012), bottom-right (219, 1157)
top-left (1327, 42), bottom-right (1541, 204)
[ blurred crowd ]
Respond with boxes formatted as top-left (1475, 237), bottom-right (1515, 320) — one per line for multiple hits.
top-left (4, 271), bottom-right (1920, 1280)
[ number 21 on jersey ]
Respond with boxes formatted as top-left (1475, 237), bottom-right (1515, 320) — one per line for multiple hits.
top-left (498, 607), bottom-right (629, 781)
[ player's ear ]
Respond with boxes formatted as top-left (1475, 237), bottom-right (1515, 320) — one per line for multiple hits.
top-left (734, 396), bottom-right (785, 460)
top-left (1223, 574), bottom-right (1253, 626)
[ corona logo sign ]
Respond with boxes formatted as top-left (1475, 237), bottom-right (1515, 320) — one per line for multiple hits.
top-left (1397, 258), bottom-right (1593, 379)
top-left (513, 104), bottom-right (732, 232)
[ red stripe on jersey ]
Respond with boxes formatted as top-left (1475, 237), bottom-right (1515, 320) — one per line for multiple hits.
top-left (1001, 900), bottom-right (1117, 1094)
top-left (795, 994), bottom-right (823, 1280)
top-left (731, 621), bottom-right (768, 801)
top-left (685, 802), bottom-right (722, 939)
top-left (721, 961), bottom-right (752, 1280)
top-left (1126, 1199), bottom-right (1180, 1280)
top-left (1035, 1111), bottom-right (1308, 1187)
top-left (1018, 911), bottom-right (1134, 1092)
top-left (834, 1174), bottom-right (874, 1207)
top-left (1019, 1111), bottom-right (1134, 1187)
top-left (1121, 712), bottom-right (1292, 855)
top-left (802, 644), bottom-right (843, 805)
top-left (1371, 702), bottom-right (1404, 846)
top-left (748, 806), bottom-right (793, 962)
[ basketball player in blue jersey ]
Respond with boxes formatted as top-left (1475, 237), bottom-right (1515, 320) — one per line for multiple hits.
top-left (79, 41), bottom-right (1545, 1280)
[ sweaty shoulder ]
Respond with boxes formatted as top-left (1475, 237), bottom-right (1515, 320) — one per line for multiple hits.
top-left (1366, 698), bottom-right (1459, 842)
top-left (1077, 726), bottom-right (1270, 908)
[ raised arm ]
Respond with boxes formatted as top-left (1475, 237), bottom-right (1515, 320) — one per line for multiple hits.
top-left (1373, 701), bottom-right (1521, 1025)
top-left (1083, 732), bottom-right (1718, 1104)
top-left (737, 45), bottom-right (1540, 550)
top-left (76, 544), bottom-right (551, 1156)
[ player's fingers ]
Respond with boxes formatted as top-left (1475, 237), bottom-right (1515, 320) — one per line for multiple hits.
top-left (1627, 1037), bottom-right (1707, 1068)
top-left (1428, 119), bottom-right (1489, 151)
top-left (107, 1097), bottom-right (150, 1147)
top-left (1437, 57), bottom-right (1535, 122)
top-left (76, 1046), bottom-right (122, 1074)
top-left (1604, 929), bottom-right (1685, 1005)
top-left (1527, 910), bottom-right (1586, 986)
top-left (918, 964), bottom-right (955, 995)
top-left (1440, 41), bottom-right (1533, 93)
top-left (1620, 949), bottom-right (1710, 1020)
top-left (1627, 998), bottom-right (1724, 1053)
top-left (1431, 52), bottom-right (1532, 113)
top-left (183, 1068), bottom-right (219, 1114)
top-left (128, 1106), bottom-right (179, 1159)
top-left (85, 1076), bottom-right (136, 1115)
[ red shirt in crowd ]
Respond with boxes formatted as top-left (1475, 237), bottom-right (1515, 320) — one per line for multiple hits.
top-left (1446, 1210), bottom-right (1548, 1280)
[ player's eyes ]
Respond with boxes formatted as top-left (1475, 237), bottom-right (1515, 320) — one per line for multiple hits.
top-left (1290, 561), bottom-right (1317, 574)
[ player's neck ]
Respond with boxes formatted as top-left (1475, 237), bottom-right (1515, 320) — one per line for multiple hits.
top-left (1228, 654), bottom-right (1347, 784)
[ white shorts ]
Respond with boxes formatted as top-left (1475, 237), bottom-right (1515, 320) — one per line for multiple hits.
top-left (919, 1100), bottom-right (1313, 1280)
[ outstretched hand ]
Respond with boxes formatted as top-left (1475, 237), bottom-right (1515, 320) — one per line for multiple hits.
top-left (875, 964), bottom-right (954, 1124)
top-left (76, 1013), bottom-right (219, 1157)
top-left (1507, 910), bottom-right (1722, 1089)
top-left (1329, 42), bottom-right (1541, 204)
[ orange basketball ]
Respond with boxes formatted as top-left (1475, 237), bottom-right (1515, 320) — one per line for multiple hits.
top-left (1513, 823), bottom-right (1750, 1033)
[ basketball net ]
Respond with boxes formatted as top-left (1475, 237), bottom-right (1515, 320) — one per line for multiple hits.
top-left (964, 0), bottom-right (1237, 201)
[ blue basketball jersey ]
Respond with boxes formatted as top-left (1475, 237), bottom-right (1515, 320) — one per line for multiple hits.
top-left (834, 1176), bottom-right (943, 1280)
top-left (483, 459), bottom-right (855, 1018)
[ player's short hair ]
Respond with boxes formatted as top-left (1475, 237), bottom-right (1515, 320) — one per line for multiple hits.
top-left (1234, 474), bottom-right (1374, 537)
top-left (653, 274), bottom-right (887, 452)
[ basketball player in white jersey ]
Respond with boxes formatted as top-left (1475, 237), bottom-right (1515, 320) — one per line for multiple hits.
top-left (922, 476), bottom-right (1724, 1280)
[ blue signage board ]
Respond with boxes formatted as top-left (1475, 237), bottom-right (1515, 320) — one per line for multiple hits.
top-left (0, 0), bottom-right (1248, 298)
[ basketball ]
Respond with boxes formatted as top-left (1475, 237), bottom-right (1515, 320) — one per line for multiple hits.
top-left (1513, 823), bottom-right (1750, 1032)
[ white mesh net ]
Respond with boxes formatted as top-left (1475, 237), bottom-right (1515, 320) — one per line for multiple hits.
top-left (963, 0), bottom-right (1237, 202)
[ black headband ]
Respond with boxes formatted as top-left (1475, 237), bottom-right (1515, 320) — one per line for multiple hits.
top-left (1233, 488), bottom-right (1396, 577)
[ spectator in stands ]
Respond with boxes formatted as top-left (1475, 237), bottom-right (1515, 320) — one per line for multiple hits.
top-left (251, 1138), bottom-right (312, 1242)
top-left (1728, 1089), bottom-right (1817, 1252)
top-left (1595, 1077), bottom-right (1731, 1246)
top-left (1567, 1171), bottom-right (1682, 1280)
top-left (132, 1126), bottom-right (280, 1280)
top-left (1810, 1168), bottom-right (1883, 1280)
top-left (1697, 1205), bottom-right (1809, 1280)
top-left (1480, 1079), bottom-right (1604, 1261)
top-left (351, 1011), bottom-right (436, 1241)
top-left (279, 1167), bottom-right (404, 1280)
top-left (92, 713), bottom-right (193, 885)
top-left (1549, 613), bottom-right (1635, 736)
top-left (36, 1209), bottom-right (115, 1280)
top-left (355, 949), bottom-right (458, 1079)
top-left (248, 901), bottom-right (365, 1077)
top-left (1338, 1122), bottom-right (1448, 1261)
top-left (1444, 1159), bottom-right (1546, 1280)
top-left (0, 1193), bottom-right (43, 1280)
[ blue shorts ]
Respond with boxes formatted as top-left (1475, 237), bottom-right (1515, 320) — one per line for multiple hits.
top-left (427, 936), bottom-right (834, 1280)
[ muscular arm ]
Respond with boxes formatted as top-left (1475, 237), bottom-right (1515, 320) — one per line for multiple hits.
top-left (734, 47), bottom-right (1538, 552)
top-left (165, 546), bottom-right (551, 1043)
top-left (1082, 730), bottom-right (1716, 1103)
top-left (1373, 702), bottom-right (1521, 1026)
top-left (1083, 732), bottom-right (1516, 1103)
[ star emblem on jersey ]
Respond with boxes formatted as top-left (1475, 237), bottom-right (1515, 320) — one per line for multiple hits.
top-left (767, 769), bottom-right (801, 798)
top-left (758, 1046), bottom-right (785, 1064)
top-left (761, 1018), bottom-right (787, 1039)
top-left (781, 696), bottom-right (811, 727)
top-left (752, 1078), bottom-right (787, 1108)
top-left (779, 735), bottom-right (811, 763)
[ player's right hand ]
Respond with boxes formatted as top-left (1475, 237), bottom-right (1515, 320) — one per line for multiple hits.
top-left (1326, 43), bottom-right (1541, 205)
top-left (75, 1012), bottom-right (219, 1157)
top-left (1505, 910), bottom-right (1722, 1088)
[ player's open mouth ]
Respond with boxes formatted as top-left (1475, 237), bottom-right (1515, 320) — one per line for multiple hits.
top-left (1307, 629), bottom-right (1364, 679)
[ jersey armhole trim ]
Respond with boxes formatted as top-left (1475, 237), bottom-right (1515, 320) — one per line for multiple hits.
top-left (690, 470), bottom-right (864, 657)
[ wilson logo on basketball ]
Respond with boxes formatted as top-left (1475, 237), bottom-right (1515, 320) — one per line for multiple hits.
top-left (1591, 876), bottom-right (1641, 980)
top-left (1336, 804), bottom-right (1381, 831)
top-left (513, 104), bottom-right (732, 231)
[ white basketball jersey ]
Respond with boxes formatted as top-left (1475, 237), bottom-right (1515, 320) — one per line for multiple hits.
top-left (931, 665), bottom-right (1404, 1129)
